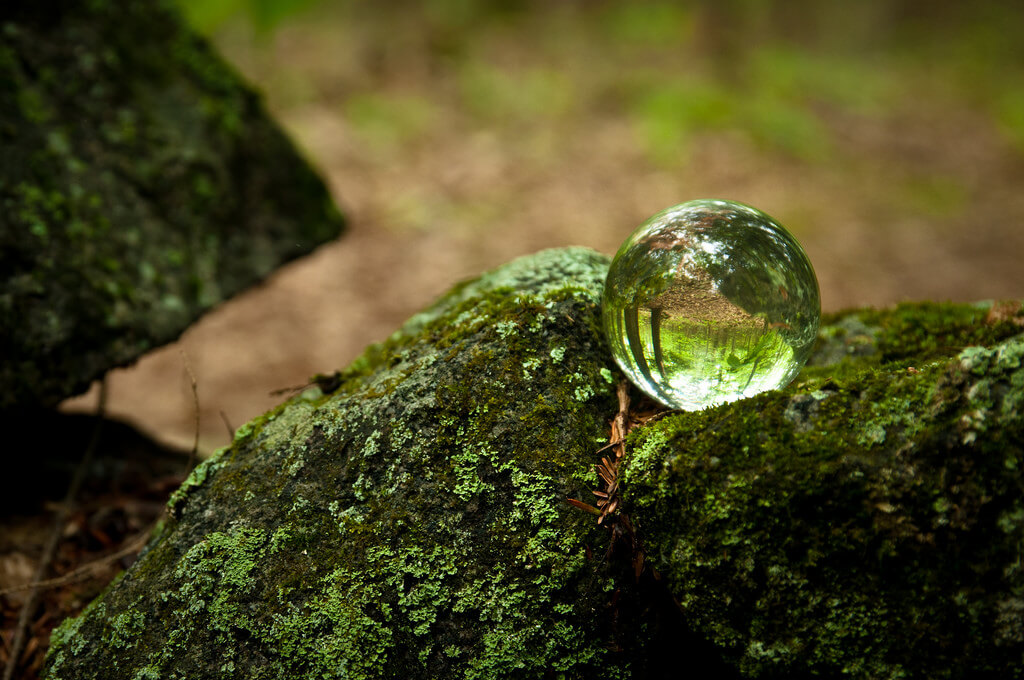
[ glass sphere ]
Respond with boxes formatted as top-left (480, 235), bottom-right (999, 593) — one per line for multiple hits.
top-left (602, 199), bottom-right (820, 410)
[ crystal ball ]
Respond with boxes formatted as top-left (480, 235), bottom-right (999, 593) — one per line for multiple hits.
top-left (602, 199), bottom-right (820, 410)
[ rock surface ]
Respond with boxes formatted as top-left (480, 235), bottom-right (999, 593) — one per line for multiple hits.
top-left (0, 0), bottom-right (345, 409)
top-left (625, 305), bottom-right (1024, 678)
top-left (44, 248), bottom-right (1023, 679)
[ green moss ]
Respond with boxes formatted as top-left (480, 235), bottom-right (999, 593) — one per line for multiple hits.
top-left (623, 326), bottom-right (1024, 678)
top-left (16, 82), bottom-right (54, 123)
top-left (166, 445), bottom-right (230, 516)
top-left (843, 300), bottom-right (1022, 364)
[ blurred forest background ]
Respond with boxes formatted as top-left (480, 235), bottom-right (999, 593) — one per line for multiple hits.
top-left (64, 0), bottom-right (1024, 453)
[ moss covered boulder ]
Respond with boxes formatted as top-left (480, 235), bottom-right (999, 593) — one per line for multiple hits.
top-left (44, 248), bottom-right (1023, 679)
top-left (0, 0), bottom-right (344, 409)
top-left (625, 302), bottom-right (1024, 678)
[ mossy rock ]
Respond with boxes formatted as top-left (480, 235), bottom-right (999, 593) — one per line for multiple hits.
top-left (625, 305), bottom-right (1024, 678)
top-left (44, 248), bottom-right (1023, 679)
top-left (0, 0), bottom-right (344, 409)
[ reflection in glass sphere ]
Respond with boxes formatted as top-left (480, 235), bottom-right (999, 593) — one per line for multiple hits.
top-left (602, 199), bottom-right (820, 410)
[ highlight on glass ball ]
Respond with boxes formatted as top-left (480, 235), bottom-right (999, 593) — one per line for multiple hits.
top-left (602, 199), bottom-right (820, 411)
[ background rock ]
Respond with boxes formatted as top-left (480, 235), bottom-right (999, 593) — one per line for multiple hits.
top-left (0, 0), bottom-right (344, 410)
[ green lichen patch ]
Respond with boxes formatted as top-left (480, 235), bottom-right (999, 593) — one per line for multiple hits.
top-left (623, 327), bottom-right (1024, 679)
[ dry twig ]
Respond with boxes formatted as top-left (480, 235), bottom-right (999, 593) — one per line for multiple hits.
top-left (566, 381), bottom-right (632, 523)
top-left (219, 410), bottom-right (234, 440)
top-left (565, 381), bottom-right (667, 582)
top-left (0, 528), bottom-right (153, 598)
top-left (180, 350), bottom-right (200, 472)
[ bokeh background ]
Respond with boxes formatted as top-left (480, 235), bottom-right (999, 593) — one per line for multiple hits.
top-left (63, 0), bottom-right (1024, 453)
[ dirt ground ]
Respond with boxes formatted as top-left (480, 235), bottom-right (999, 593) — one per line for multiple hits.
top-left (62, 3), bottom-right (1024, 455)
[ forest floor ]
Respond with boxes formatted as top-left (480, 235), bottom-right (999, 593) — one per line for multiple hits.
top-left (4, 2), bottom-right (1024, 677)
top-left (0, 412), bottom-right (188, 679)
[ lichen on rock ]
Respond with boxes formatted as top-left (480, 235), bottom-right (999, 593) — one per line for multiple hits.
top-left (44, 247), bottom-right (1023, 679)
top-left (44, 247), bottom-right (645, 680)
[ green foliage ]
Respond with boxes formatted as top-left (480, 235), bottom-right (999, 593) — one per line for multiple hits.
top-left (749, 47), bottom-right (894, 114)
top-left (628, 77), bottom-right (832, 164)
top-left (597, 2), bottom-right (693, 48)
top-left (177, 0), bottom-right (321, 33)
top-left (173, 0), bottom-right (1024, 192)
top-left (176, 0), bottom-right (514, 34)
top-left (343, 92), bottom-right (439, 152)
top-left (458, 62), bottom-right (575, 123)
top-left (629, 81), bottom-right (731, 162)
top-left (994, 87), bottom-right (1024, 153)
